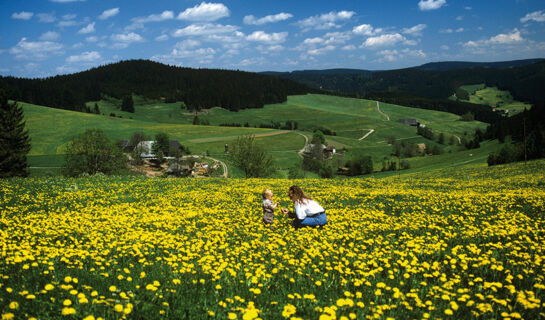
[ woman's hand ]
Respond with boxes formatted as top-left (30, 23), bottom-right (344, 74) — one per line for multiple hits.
top-left (281, 208), bottom-right (289, 214)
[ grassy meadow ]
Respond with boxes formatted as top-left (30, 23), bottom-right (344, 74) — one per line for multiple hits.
top-left (22, 94), bottom-right (490, 177)
top-left (1, 160), bottom-right (544, 319)
top-left (456, 85), bottom-right (531, 116)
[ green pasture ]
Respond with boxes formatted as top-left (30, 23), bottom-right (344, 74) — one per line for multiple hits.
top-left (460, 83), bottom-right (485, 95)
top-left (455, 85), bottom-right (531, 116)
top-left (20, 93), bottom-right (495, 177)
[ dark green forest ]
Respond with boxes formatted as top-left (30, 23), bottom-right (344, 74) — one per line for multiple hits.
top-left (266, 60), bottom-right (545, 123)
top-left (0, 60), bottom-right (317, 112)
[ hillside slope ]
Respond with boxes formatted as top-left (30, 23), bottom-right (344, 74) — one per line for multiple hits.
top-left (0, 60), bottom-right (316, 112)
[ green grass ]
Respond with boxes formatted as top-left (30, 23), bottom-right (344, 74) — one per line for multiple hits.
top-left (20, 94), bottom-right (495, 177)
top-left (454, 85), bottom-right (531, 117)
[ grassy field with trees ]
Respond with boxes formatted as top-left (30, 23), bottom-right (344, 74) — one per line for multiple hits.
top-left (19, 93), bottom-right (493, 178)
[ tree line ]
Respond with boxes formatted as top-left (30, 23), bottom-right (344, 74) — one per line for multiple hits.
top-left (0, 59), bottom-right (317, 113)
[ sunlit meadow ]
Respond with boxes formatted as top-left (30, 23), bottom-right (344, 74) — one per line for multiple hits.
top-left (1, 160), bottom-right (544, 319)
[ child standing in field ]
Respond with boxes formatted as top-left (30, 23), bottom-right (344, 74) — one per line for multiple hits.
top-left (262, 189), bottom-right (279, 225)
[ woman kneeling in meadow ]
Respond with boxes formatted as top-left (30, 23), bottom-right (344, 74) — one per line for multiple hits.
top-left (281, 185), bottom-right (327, 229)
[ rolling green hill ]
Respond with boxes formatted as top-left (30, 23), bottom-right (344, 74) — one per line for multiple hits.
top-left (21, 94), bottom-right (492, 178)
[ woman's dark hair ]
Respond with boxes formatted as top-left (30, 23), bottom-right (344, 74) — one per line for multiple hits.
top-left (289, 185), bottom-right (312, 204)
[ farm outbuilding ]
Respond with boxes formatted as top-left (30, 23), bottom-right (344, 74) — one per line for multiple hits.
top-left (398, 118), bottom-right (419, 126)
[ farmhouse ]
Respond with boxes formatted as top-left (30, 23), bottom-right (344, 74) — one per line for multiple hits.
top-left (398, 118), bottom-right (419, 126)
top-left (135, 140), bottom-right (183, 159)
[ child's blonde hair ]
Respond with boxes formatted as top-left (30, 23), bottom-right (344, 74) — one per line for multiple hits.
top-left (262, 189), bottom-right (272, 199)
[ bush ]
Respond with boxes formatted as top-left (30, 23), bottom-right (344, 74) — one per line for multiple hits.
top-left (318, 164), bottom-right (335, 178)
top-left (63, 129), bottom-right (125, 176)
top-left (229, 135), bottom-right (275, 177)
top-left (346, 153), bottom-right (373, 176)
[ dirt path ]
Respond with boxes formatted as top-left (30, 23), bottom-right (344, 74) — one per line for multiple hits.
top-left (188, 130), bottom-right (290, 143)
top-left (207, 156), bottom-right (228, 178)
top-left (296, 132), bottom-right (309, 158)
top-left (377, 101), bottom-right (390, 121)
top-left (358, 129), bottom-right (375, 140)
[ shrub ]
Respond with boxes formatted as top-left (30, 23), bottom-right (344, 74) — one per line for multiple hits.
top-left (63, 129), bottom-right (125, 176)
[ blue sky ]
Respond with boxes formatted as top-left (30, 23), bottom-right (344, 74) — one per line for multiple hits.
top-left (1, 0), bottom-right (544, 77)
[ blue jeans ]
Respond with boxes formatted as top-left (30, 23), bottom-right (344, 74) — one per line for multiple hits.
top-left (292, 212), bottom-right (327, 229)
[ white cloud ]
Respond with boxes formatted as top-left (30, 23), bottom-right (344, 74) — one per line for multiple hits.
top-left (303, 37), bottom-right (324, 45)
top-left (342, 44), bottom-right (356, 51)
top-left (9, 38), bottom-right (64, 60)
top-left (521, 10), bottom-right (545, 23)
top-left (362, 33), bottom-right (405, 48)
top-left (66, 51), bottom-right (101, 63)
top-left (297, 11), bottom-right (355, 31)
top-left (418, 0), bottom-right (446, 11)
top-left (58, 20), bottom-right (79, 27)
top-left (378, 48), bottom-right (426, 62)
top-left (39, 31), bottom-right (60, 41)
top-left (456, 16), bottom-right (463, 21)
top-left (37, 13), bottom-right (56, 23)
top-left (78, 22), bottom-right (95, 34)
top-left (175, 39), bottom-right (201, 50)
top-left (378, 49), bottom-right (399, 62)
top-left (133, 11), bottom-right (174, 24)
top-left (402, 24), bottom-right (427, 36)
top-left (464, 29), bottom-right (523, 48)
top-left (62, 14), bottom-right (77, 20)
top-left (464, 6), bottom-right (472, 10)
top-left (440, 45), bottom-right (449, 50)
top-left (243, 13), bottom-right (293, 25)
top-left (456, 27), bottom-right (464, 33)
top-left (246, 31), bottom-right (288, 44)
top-left (99, 8), bottom-right (119, 20)
top-left (353, 24), bottom-right (378, 36)
top-left (308, 45), bottom-right (335, 55)
top-left (155, 34), bottom-right (169, 41)
top-left (177, 2), bottom-right (230, 22)
top-left (12, 12), bottom-right (34, 20)
top-left (440, 28), bottom-right (453, 34)
top-left (172, 23), bottom-right (237, 37)
top-left (86, 36), bottom-right (98, 42)
top-left (110, 32), bottom-right (144, 48)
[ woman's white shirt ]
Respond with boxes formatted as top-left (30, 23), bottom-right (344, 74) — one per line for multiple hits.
top-left (294, 199), bottom-right (324, 220)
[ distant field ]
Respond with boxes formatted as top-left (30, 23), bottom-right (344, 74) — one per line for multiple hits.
top-left (20, 94), bottom-right (493, 177)
top-left (455, 84), bottom-right (531, 116)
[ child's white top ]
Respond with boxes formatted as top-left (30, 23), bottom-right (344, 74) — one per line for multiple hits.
top-left (294, 199), bottom-right (324, 220)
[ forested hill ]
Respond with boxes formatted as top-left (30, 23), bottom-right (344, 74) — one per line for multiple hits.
top-left (264, 60), bottom-right (545, 123)
top-left (264, 59), bottom-right (545, 103)
top-left (0, 60), bottom-right (317, 112)
top-left (416, 59), bottom-right (545, 71)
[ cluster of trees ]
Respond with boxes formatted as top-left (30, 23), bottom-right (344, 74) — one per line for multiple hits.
top-left (229, 135), bottom-right (275, 178)
top-left (218, 120), bottom-right (300, 131)
top-left (0, 60), bottom-right (316, 113)
top-left (0, 91), bottom-right (31, 177)
top-left (63, 129), bottom-right (125, 176)
top-left (487, 103), bottom-right (545, 165)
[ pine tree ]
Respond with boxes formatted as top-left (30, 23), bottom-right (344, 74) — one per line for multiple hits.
top-left (0, 92), bottom-right (31, 177)
top-left (121, 95), bottom-right (134, 113)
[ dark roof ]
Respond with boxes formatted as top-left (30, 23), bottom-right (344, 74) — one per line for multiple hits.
top-left (398, 118), bottom-right (418, 126)
top-left (169, 140), bottom-right (181, 149)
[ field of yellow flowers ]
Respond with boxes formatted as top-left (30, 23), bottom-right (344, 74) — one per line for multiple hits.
top-left (1, 160), bottom-right (544, 319)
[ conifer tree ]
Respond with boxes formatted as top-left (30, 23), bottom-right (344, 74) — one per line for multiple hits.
top-left (121, 95), bottom-right (134, 113)
top-left (0, 91), bottom-right (31, 177)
